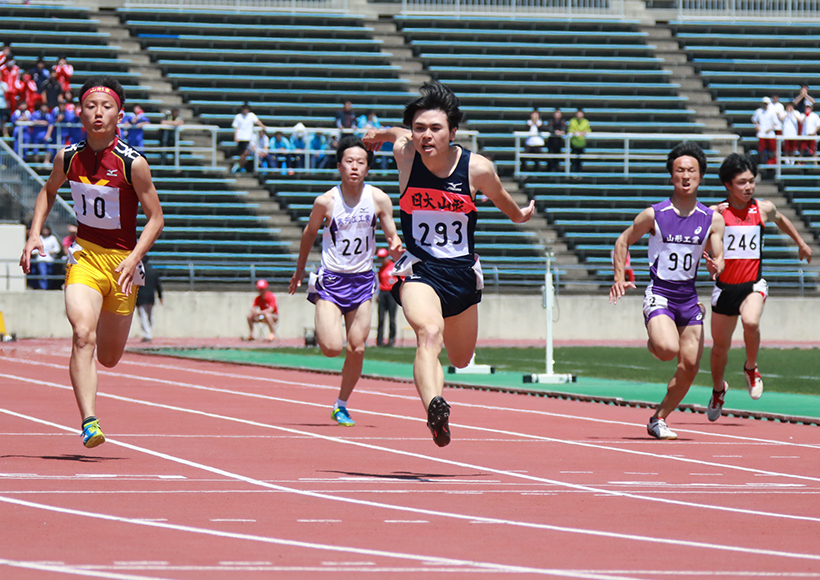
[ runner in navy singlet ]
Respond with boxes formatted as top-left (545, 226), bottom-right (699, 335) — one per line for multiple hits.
top-left (706, 154), bottom-right (812, 419)
top-left (363, 81), bottom-right (535, 447)
top-left (610, 142), bottom-right (724, 440)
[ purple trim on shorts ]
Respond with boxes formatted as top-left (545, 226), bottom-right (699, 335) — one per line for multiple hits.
top-left (308, 269), bottom-right (375, 314)
top-left (645, 294), bottom-right (704, 327)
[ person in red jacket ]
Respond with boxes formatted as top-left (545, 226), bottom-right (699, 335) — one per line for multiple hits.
top-left (376, 247), bottom-right (398, 346)
top-left (247, 279), bottom-right (278, 341)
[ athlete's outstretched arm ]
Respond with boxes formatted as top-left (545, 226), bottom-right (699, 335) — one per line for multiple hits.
top-left (704, 211), bottom-right (725, 280)
top-left (610, 207), bottom-right (655, 304)
top-left (116, 156), bottom-right (165, 296)
top-left (20, 148), bottom-right (67, 274)
top-left (470, 154), bottom-right (534, 224)
top-left (288, 192), bottom-right (333, 294)
top-left (372, 187), bottom-right (402, 259)
top-left (760, 199), bottom-right (813, 262)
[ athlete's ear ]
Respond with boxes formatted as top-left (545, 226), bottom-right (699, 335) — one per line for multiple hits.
top-left (117, 110), bottom-right (124, 124)
top-left (449, 126), bottom-right (457, 142)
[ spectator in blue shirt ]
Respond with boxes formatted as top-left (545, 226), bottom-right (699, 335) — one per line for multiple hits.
top-left (28, 58), bottom-right (49, 92)
top-left (270, 130), bottom-right (294, 175)
top-left (30, 102), bottom-right (54, 163)
top-left (10, 101), bottom-right (31, 157)
top-left (335, 101), bottom-right (356, 132)
top-left (290, 122), bottom-right (309, 170)
top-left (308, 130), bottom-right (327, 169)
top-left (123, 104), bottom-right (150, 152)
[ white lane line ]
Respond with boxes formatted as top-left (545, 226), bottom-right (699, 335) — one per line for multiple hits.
top-left (0, 558), bottom-right (173, 579)
top-left (1, 408), bottom-right (820, 564)
top-left (13, 358), bottom-right (819, 451)
top-left (2, 374), bottom-right (820, 526)
top-left (0, 496), bottom-right (644, 580)
top-left (211, 518), bottom-right (256, 522)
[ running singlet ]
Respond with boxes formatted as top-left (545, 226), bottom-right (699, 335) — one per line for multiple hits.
top-left (64, 137), bottom-right (142, 251)
top-left (647, 199), bottom-right (714, 299)
top-left (320, 184), bottom-right (377, 274)
top-left (400, 147), bottom-right (476, 265)
top-left (717, 199), bottom-right (763, 285)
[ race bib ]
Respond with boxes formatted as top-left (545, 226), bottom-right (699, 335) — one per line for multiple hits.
top-left (70, 180), bottom-right (122, 230)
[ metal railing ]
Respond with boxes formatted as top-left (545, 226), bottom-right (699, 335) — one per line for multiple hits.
top-left (677, 0), bottom-right (820, 22)
top-left (250, 127), bottom-right (479, 176)
top-left (123, 0), bottom-right (349, 12)
top-left (12, 122), bottom-right (220, 171)
top-left (514, 132), bottom-right (740, 178)
top-left (400, 0), bottom-right (625, 18)
top-left (772, 135), bottom-right (820, 179)
top-left (0, 139), bottom-right (74, 239)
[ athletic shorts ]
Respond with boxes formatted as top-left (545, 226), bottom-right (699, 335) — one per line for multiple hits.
top-left (65, 238), bottom-right (142, 316)
top-left (392, 257), bottom-right (483, 319)
top-left (307, 268), bottom-right (375, 314)
top-left (711, 278), bottom-right (768, 317)
top-left (643, 287), bottom-right (704, 327)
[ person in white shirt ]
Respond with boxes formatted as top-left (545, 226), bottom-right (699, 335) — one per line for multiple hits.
top-left (770, 94), bottom-right (785, 131)
top-left (800, 103), bottom-right (820, 159)
top-left (781, 101), bottom-right (804, 163)
top-left (0, 79), bottom-right (9, 137)
top-left (752, 97), bottom-right (777, 165)
top-left (32, 224), bottom-right (63, 290)
top-left (231, 102), bottom-right (265, 172)
top-left (250, 126), bottom-right (273, 170)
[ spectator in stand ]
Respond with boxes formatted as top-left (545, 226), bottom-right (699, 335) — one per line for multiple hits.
top-left (63, 94), bottom-right (84, 145)
top-left (0, 76), bottom-right (8, 137)
top-left (250, 126), bottom-right (273, 171)
top-left (568, 108), bottom-right (591, 176)
top-left (62, 223), bottom-right (77, 254)
top-left (523, 107), bottom-right (545, 172)
top-left (357, 111), bottom-right (389, 169)
top-left (231, 102), bottom-right (264, 172)
top-left (40, 69), bottom-right (63, 110)
top-left (160, 106), bottom-right (184, 166)
top-left (270, 130), bottom-right (295, 176)
top-left (781, 101), bottom-right (803, 164)
top-left (308, 130), bottom-right (327, 169)
top-left (800, 103), bottom-right (820, 160)
top-left (29, 58), bottom-right (49, 92)
top-left (53, 56), bottom-right (73, 93)
top-left (547, 108), bottom-right (567, 173)
top-left (793, 84), bottom-right (814, 115)
top-left (1, 58), bottom-right (20, 104)
top-left (0, 43), bottom-right (11, 69)
top-left (335, 100), bottom-right (356, 132)
top-left (290, 122), bottom-right (309, 170)
top-left (357, 110), bottom-right (380, 135)
top-left (321, 133), bottom-right (340, 169)
top-left (247, 279), bottom-right (278, 341)
top-left (122, 104), bottom-right (150, 153)
top-left (31, 224), bottom-right (62, 290)
top-left (63, 90), bottom-right (75, 114)
top-left (30, 102), bottom-right (54, 163)
top-left (21, 72), bottom-right (42, 112)
top-left (752, 97), bottom-right (777, 166)
top-left (10, 100), bottom-right (30, 156)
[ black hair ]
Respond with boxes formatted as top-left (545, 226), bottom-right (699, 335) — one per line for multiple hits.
top-left (718, 153), bottom-right (757, 186)
top-left (666, 141), bottom-right (707, 176)
top-left (403, 80), bottom-right (463, 130)
top-left (336, 134), bottom-right (373, 166)
top-left (78, 76), bottom-right (125, 107)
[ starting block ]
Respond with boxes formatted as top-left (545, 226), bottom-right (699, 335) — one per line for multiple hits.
top-left (448, 353), bottom-right (495, 375)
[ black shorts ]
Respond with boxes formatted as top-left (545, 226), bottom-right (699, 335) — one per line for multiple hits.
top-left (711, 278), bottom-right (768, 317)
top-left (392, 259), bottom-right (482, 319)
top-left (236, 141), bottom-right (250, 156)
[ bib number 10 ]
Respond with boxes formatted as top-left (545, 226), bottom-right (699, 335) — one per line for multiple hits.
top-left (80, 194), bottom-right (106, 219)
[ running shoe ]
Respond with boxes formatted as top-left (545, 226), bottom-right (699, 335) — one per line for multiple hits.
top-left (427, 396), bottom-right (451, 447)
top-left (81, 419), bottom-right (105, 448)
top-left (707, 381), bottom-right (728, 422)
top-left (331, 406), bottom-right (355, 426)
top-left (647, 416), bottom-right (677, 440)
top-left (744, 365), bottom-right (764, 400)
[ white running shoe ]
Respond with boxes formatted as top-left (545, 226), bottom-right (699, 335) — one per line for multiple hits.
top-left (707, 381), bottom-right (728, 422)
top-left (647, 417), bottom-right (677, 440)
top-left (744, 365), bottom-right (764, 400)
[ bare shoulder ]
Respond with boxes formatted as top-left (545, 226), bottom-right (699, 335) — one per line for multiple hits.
top-left (370, 186), bottom-right (392, 204)
top-left (756, 198), bottom-right (776, 215)
top-left (468, 150), bottom-right (495, 175)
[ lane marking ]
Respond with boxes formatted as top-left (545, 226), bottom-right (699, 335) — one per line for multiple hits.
top-left (3, 375), bottom-right (820, 527)
top-left (1, 409), bottom-right (819, 564)
top-left (0, 558), bottom-right (173, 579)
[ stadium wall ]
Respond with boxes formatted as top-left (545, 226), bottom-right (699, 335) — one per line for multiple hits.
top-left (0, 291), bottom-right (816, 344)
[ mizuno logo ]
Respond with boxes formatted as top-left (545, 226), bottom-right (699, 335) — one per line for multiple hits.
top-left (446, 182), bottom-right (462, 192)
top-left (106, 169), bottom-right (118, 177)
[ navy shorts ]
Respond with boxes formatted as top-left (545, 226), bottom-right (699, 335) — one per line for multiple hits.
top-left (392, 259), bottom-right (482, 319)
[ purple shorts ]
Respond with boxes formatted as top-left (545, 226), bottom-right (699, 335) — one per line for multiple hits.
top-left (307, 268), bottom-right (375, 314)
top-left (642, 285), bottom-right (704, 327)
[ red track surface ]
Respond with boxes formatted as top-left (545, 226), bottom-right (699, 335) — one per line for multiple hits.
top-left (1, 339), bottom-right (819, 579)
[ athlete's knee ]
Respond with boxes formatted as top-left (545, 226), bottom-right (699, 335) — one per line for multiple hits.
top-left (319, 343), bottom-right (343, 358)
top-left (72, 324), bottom-right (97, 351)
top-left (741, 318), bottom-right (760, 334)
top-left (97, 350), bottom-right (123, 368)
top-left (449, 350), bottom-right (474, 369)
top-left (650, 339), bottom-right (678, 362)
top-left (416, 323), bottom-right (444, 349)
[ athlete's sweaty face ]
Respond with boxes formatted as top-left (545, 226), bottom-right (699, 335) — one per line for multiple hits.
top-left (411, 109), bottom-right (457, 158)
top-left (725, 170), bottom-right (755, 206)
top-left (670, 155), bottom-right (702, 198)
top-left (337, 145), bottom-right (369, 185)
top-left (80, 92), bottom-right (122, 139)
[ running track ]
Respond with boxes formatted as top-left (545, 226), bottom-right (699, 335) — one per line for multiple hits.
top-left (1, 339), bottom-right (819, 579)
